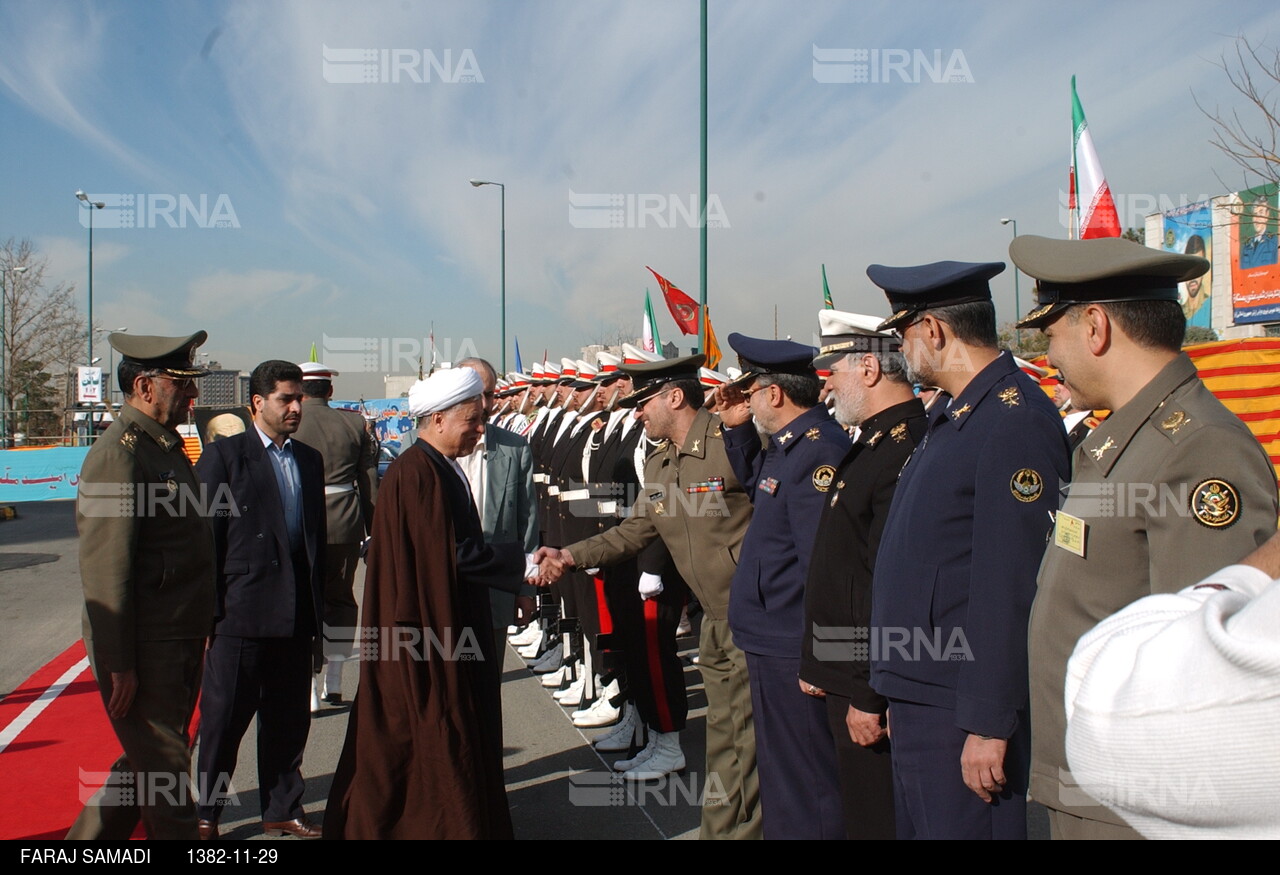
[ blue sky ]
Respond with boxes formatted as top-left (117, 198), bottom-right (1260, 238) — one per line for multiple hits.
top-left (3, 0), bottom-right (1279, 397)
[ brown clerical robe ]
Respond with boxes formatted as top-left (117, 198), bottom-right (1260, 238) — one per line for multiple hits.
top-left (324, 441), bottom-right (516, 839)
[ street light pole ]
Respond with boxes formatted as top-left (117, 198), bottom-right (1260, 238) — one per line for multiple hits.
top-left (76, 191), bottom-right (105, 367)
top-left (1001, 217), bottom-right (1020, 341)
top-left (470, 179), bottom-right (506, 374)
top-left (1, 264), bottom-right (28, 448)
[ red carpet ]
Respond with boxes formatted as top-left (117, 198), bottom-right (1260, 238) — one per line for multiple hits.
top-left (0, 642), bottom-right (144, 840)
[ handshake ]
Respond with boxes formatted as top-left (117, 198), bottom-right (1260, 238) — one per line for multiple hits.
top-left (523, 546), bottom-right (576, 586)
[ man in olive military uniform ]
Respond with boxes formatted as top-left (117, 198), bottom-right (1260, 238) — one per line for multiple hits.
top-left (798, 310), bottom-right (927, 840)
top-left (535, 355), bottom-right (762, 840)
top-left (66, 331), bottom-right (215, 841)
top-left (1012, 234), bottom-right (1280, 840)
top-left (717, 333), bottom-right (852, 840)
top-left (292, 361), bottom-right (378, 707)
top-left (870, 261), bottom-right (1071, 840)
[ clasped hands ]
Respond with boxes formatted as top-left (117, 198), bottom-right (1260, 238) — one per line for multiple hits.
top-left (525, 546), bottom-right (575, 586)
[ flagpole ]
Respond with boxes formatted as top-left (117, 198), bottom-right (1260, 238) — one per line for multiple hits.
top-left (698, 0), bottom-right (708, 356)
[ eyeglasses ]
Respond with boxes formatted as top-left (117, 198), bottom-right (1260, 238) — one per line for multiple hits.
top-left (893, 315), bottom-right (924, 340)
top-left (151, 374), bottom-right (196, 390)
top-left (637, 387), bottom-right (674, 410)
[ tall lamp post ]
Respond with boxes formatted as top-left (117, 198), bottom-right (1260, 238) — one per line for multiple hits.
top-left (469, 179), bottom-right (506, 374)
top-left (1000, 217), bottom-right (1020, 342)
top-left (76, 190), bottom-right (105, 367)
top-left (1, 264), bottom-right (28, 448)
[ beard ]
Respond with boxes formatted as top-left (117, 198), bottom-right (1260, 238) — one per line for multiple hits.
top-left (831, 386), bottom-right (868, 429)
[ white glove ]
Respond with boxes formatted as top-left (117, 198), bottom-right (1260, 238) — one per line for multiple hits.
top-left (639, 572), bottom-right (664, 600)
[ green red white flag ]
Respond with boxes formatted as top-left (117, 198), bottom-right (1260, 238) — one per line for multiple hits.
top-left (642, 289), bottom-right (663, 353)
top-left (1070, 75), bottom-right (1121, 239)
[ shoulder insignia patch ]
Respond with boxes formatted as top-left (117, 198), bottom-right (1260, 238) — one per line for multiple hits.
top-left (805, 427), bottom-right (821, 441)
top-left (1161, 410), bottom-right (1190, 435)
top-left (119, 428), bottom-right (139, 451)
top-left (1010, 468), bottom-right (1043, 502)
top-left (812, 465), bottom-right (836, 492)
top-left (998, 386), bottom-right (1020, 407)
top-left (865, 430), bottom-right (884, 447)
top-left (1089, 436), bottom-right (1115, 461)
top-left (890, 423), bottom-right (908, 442)
top-left (950, 403), bottom-right (971, 420)
top-left (1190, 478), bottom-right (1240, 529)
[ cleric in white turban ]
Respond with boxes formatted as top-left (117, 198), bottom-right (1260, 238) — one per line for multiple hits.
top-left (407, 367), bottom-right (485, 419)
top-left (326, 360), bottom-right (532, 839)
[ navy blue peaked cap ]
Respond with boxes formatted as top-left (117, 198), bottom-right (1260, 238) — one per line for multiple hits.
top-left (726, 333), bottom-right (819, 386)
top-left (868, 261), bottom-right (1005, 331)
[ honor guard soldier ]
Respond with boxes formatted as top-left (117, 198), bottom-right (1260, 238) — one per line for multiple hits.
top-left (716, 333), bottom-right (852, 840)
top-left (540, 354), bottom-right (763, 839)
top-left (293, 360), bottom-right (378, 708)
top-left (1010, 234), bottom-right (1280, 840)
top-left (798, 310), bottom-right (928, 840)
top-left (869, 260), bottom-right (1071, 840)
top-left (67, 331), bottom-right (215, 840)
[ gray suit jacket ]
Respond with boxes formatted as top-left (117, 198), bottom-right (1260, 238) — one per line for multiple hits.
top-left (480, 424), bottom-right (539, 627)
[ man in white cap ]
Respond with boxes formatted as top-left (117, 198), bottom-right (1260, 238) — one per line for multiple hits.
top-left (325, 367), bottom-right (539, 839)
top-left (292, 360), bottom-right (378, 709)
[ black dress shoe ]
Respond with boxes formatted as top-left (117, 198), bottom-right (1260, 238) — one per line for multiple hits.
top-left (198, 819), bottom-right (219, 841)
top-left (323, 692), bottom-right (344, 705)
top-left (262, 817), bottom-right (322, 838)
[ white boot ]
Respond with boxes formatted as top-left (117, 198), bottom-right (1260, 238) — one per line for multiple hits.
top-left (572, 679), bottom-right (620, 724)
top-left (622, 731), bottom-right (685, 781)
top-left (593, 701), bottom-right (640, 752)
top-left (517, 630), bottom-right (545, 659)
top-left (540, 665), bottom-right (568, 688)
top-left (555, 671), bottom-right (586, 707)
top-left (309, 673), bottom-right (322, 714)
top-left (509, 624), bottom-right (540, 646)
top-left (612, 732), bottom-right (657, 772)
top-left (323, 660), bottom-right (344, 703)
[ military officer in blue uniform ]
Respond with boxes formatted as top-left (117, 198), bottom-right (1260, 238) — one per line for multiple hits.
top-left (868, 260), bottom-right (1071, 840)
top-left (718, 333), bottom-right (852, 840)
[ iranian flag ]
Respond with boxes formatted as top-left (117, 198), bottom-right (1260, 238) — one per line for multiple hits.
top-left (1070, 76), bottom-right (1121, 239)
top-left (642, 289), bottom-right (663, 353)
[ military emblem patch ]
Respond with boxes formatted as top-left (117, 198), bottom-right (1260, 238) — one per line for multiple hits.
top-left (805, 427), bottom-right (821, 441)
top-left (689, 439), bottom-right (700, 454)
top-left (778, 431), bottom-right (794, 444)
top-left (998, 387), bottom-right (1019, 407)
top-left (120, 429), bottom-right (138, 450)
top-left (654, 501), bottom-right (666, 516)
top-left (865, 430), bottom-right (883, 447)
top-left (812, 465), bottom-right (836, 492)
top-left (1010, 468), bottom-right (1044, 503)
top-left (950, 403), bottom-right (971, 420)
top-left (1089, 436), bottom-right (1115, 461)
top-left (1190, 478), bottom-right (1240, 529)
top-left (890, 423), bottom-right (908, 442)
top-left (1161, 410), bottom-right (1190, 435)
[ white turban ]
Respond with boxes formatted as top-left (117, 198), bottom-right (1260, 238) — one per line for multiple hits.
top-left (407, 368), bottom-right (484, 417)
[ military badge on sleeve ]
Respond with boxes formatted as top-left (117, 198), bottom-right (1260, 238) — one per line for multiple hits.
top-left (812, 465), bottom-right (836, 492)
top-left (1191, 478), bottom-right (1240, 528)
top-left (1010, 468), bottom-right (1044, 502)
top-left (890, 423), bottom-right (908, 443)
top-left (998, 387), bottom-right (1020, 407)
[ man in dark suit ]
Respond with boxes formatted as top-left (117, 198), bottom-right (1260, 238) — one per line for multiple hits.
top-left (194, 360), bottom-right (326, 839)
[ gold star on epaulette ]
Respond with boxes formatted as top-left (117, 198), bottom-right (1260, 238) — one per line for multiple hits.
top-left (865, 430), bottom-right (883, 447)
top-left (1161, 410), bottom-right (1190, 434)
top-left (890, 423), bottom-right (908, 443)
top-left (778, 430), bottom-right (794, 444)
top-left (950, 403), bottom-right (971, 420)
top-left (1089, 436), bottom-right (1116, 461)
top-left (805, 427), bottom-right (821, 441)
top-left (998, 387), bottom-right (1019, 407)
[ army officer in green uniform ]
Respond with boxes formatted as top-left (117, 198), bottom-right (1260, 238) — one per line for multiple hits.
top-left (1013, 236), bottom-right (1280, 840)
top-left (66, 331), bottom-right (216, 841)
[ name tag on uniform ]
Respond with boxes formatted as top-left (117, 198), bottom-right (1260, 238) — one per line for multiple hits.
top-left (758, 477), bottom-right (779, 495)
top-left (1054, 511), bottom-right (1087, 558)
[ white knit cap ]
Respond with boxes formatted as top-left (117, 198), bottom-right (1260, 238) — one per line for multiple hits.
top-left (407, 368), bottom-right (484, 417)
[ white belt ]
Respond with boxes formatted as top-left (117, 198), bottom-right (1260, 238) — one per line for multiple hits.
top-left (325, 484), bottom-right (356, 496)
top-left (547, 485), bottom-right (560, 496)
top-left (559, 489), bottom-right (589, 502)
top-left (533, 473), bottom-right (549, 484)
top-left (597, 500), bottom-right (617, 515)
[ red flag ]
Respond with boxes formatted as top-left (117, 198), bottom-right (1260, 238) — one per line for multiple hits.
top-left (646, 266), bottom-right (700, 335)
